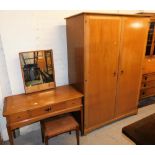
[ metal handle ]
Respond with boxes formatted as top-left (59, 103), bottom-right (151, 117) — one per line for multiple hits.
top-left (45, 107), bottom-right (52, 112)
top-left (144, 76), bottom-right (147, 80)
top-left (144, 84), bottom-right (147, 87)
top-left (120, 70), bottom-right (124, 75)
top-left (113, 72), bottom-right (117, 77)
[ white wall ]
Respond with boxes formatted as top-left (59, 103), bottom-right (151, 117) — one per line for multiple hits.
top-left (0, 11), bottom-right (81, 95)
top-left (0, 10), bottom-right (149, 141)
top-left (0, 10), bottom-right (142, 95)
top-left (0, 35), bottom-right (12, 140)
top-left (0, 10), bottom-right (84, 140)
top-left (0, 87), bottom-right (3, 135)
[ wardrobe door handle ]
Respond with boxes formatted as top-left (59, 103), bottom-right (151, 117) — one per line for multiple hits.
top-left (120, 70), bottom-right (124, 75)
top-left (113, 72), bottom-right (117, 77)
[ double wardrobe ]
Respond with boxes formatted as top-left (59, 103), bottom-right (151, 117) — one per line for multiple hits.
top-left (66, 13), bottom-right (149, 133)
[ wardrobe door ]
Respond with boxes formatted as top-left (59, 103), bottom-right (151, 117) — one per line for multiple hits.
top-left (115, 17), bottom-right (149, 117)
top-left (84, 16), bottom-right (121, 131)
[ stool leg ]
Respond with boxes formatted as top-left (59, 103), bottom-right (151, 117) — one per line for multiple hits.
top-left (45, 137), bottom-right (48, 145)
top-left (69, 131), bottom-right (71, 134)
top-left (76, 128), bottom-right (80, 145)
top-left (40, 121), bottom-right (44, 143)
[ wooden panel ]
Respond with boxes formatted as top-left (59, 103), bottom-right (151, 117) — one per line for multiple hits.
top-left (8, 104), bottom-right (83, 131)
top-left (8, 111), bottom-right (30, 123)
top-left (140, 87), bottom-right (155, 98)
top-left (66, 12), bottom-right (151, 19)
top-left (142, 57), bottom-right (155, 74)
top-left (8, 98), bottom-right (81, 124)
top-left (84, 15), bottom-right (121, 129)
top-left (141, 80), bottom-right (155, 89)
top-left (142, 73), bottom-right (155, 82)
top-left (29, 99), bottom-right (81, 118)
top-left (3, 85), bottom-right (83, 116)
top-left (66, 15), bottom-right (84, 93)
top-left (116, 17), bottom-right (149, 116)
top-left (25, 82), bottom-right (55, 94)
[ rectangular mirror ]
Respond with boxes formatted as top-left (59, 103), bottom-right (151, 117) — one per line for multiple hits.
top-left (19, 49), bottom-right (56, 94)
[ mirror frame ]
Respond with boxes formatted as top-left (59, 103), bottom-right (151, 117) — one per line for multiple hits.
top-left (19, 49), bottom-right (56, 94)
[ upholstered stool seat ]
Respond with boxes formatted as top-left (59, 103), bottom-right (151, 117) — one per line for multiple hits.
top-left (41, 114), bottom-right (80, 145)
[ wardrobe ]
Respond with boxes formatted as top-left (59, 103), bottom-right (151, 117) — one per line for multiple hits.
top-left (66, 13), bottom-right (149, 134)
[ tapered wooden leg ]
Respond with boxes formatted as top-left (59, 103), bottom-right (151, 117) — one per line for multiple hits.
top-left (44, 137), bottom-right (48, 145)
top-left (13, 128), bottom-right (20, 138)
top-left (80, 107), bottom-right (84, 136)
top-left (7, 127), bottom-right (14, 145)
top-left (76, 128), bottom-right (80, 145)
top-left (40, 121), bottom-right (44, 143)
top-left (69, 131), bottom-right (71, 134)
top-left (13, 130), bottom-right (16, 138)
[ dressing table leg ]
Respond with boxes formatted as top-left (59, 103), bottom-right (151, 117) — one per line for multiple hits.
top-left (80, 107), bottom-right (84, 136)
top-left (7, 127), bottom-right (14, 145)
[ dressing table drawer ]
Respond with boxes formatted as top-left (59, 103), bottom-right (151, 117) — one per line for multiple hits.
top-left (29, 98), bottom-right (82, 118)
top-left (8, 111), bottom-right (30, 123)
top-left (8, 98), bottom-right (82, 123)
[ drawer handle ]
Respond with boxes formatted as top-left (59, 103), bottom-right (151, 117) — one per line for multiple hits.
top-left (144, 76), bottom-right (148, 80)
top-left (144, 84), bottom-right (147, 87)
top-left (45, 107), bottom-right (52, 112)
top-left (142, 92), bottom-right (145, 95)
top-left (120, 70), bottom-right (124, 75)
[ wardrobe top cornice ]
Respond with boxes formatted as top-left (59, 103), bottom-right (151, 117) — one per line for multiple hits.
top-left (65, 12), bottom-right (150, 19)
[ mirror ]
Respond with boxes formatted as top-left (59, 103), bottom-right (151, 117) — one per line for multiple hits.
top-left (19, 49), bottom-right (56, 94)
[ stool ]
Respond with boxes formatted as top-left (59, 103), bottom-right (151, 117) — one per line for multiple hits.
top-left (41, 114), bottom-right (80, 145)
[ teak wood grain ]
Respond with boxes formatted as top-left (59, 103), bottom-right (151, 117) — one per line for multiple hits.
top-left (66, 13), bottom-right (149, 134)
top-left (143, 58), bottom-right (155, 74)
top-left (3, 85), bottom-right (83, 116)
top-left (3, 85), bottom-right (83, 144)
top-left (84, 15), bottom-right (121, 128)
top-left (66, 15), bottom-right (84, 93)
top-left (115, 17), bottom-right (149, 116)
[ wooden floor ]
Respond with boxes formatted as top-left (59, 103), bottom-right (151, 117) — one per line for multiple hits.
top-left (4, 103), bottom-right (155, 145)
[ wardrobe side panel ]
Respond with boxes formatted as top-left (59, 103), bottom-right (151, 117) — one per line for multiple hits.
top-left (66, 15), bottom-right (85, 93)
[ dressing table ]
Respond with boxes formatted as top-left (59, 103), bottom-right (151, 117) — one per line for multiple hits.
top-left (3, 50), bottom-right (83, 144)
top-left (3, 85), bottom-right (83, 145)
